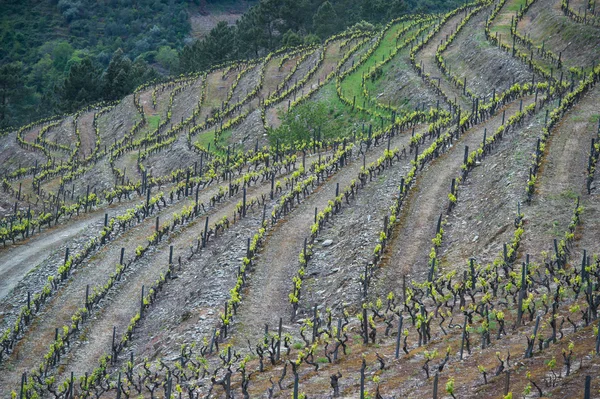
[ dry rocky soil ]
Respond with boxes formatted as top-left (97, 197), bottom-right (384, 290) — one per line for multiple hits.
top-left (0, 0), bottom-right (600, 397)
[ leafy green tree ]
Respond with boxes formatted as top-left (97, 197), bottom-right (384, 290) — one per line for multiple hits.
top-left (179, 21), bottom-right (236, 72)
top-left (156, 46), bottom-right (179, 73)
top-left (256, 0), bottom-right (281, 49)
top-left (313, 1), bottom-right (339, 39)
top-left (279, 0), bottom-right (312, 32)
top-left (361, 0), bottom-right (389, 22)
top-left (349, 20), bottom-right (377, 33)
top-left (234, 6), bottom-right (263, 59)
top-left (0, 0), bottom-right (192, 125)
top-left (130, 57), bottom-right (159, 87)
top-left (267, 101), bottom-right (342, 146)
top-left (29, 54), bottom-right (56, 92)
top-left (52, 41), bottom-right (75, 73)
top-left (102, 48), bottom-right (132, 100)
top-left (385, 0), bottom-right (408, 19)
top-left (203, 21), bottom-right (237, 64)
top-left (282, 30), bottom-right (303, 47)
top-left (59, 57), bottom-right (101, 111)
top-left (331, 0), bottom-right (362, 27)
top-left (304, 34), bottom-right (321, 46)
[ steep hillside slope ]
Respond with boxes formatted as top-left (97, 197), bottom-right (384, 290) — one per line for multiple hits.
top-left (0, 0), bottom-right (600, 397)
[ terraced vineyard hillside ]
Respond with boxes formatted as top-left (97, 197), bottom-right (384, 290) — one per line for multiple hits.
top-left (1, 0), bottom-right (600, 397)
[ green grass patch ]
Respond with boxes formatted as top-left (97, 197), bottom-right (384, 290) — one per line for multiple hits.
top-left (505, 0), bottom-right (529, 12)
top-left (147, 115), bottom-right (161, 131)
top-left (195, 129), bottom-right (232, 156)
top-left (366, 22), bottom-right (436, 112)
top-left (560, 188), bottom-right (579, 200)
top-left (318, 81), bottom-right (380, 130)
top-left (340, 20), bottom-right (424, 118)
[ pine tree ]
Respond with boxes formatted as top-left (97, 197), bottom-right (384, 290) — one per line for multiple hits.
top-left (0, 62), bottom-right (25, 126)
top-left (102, 49), bottom-right (132, 100)
top-left (313, 1), bottom-right (339, 39)
top-left (60, 58), bottom-right (101, 111)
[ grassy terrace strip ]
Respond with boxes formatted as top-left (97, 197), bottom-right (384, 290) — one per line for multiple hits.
top-left (260, 32), bottom-right (373, 130)
top-left (286, 32), bottom-right (375, 112)
top-left (337, 16), bottom-right (424, 119)
top-left (561, 0), bottom-right (600, 25)
top-left (527, 64), bottom-right (600, 202)
top-left (362, 18), bottom-right (438, 113)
